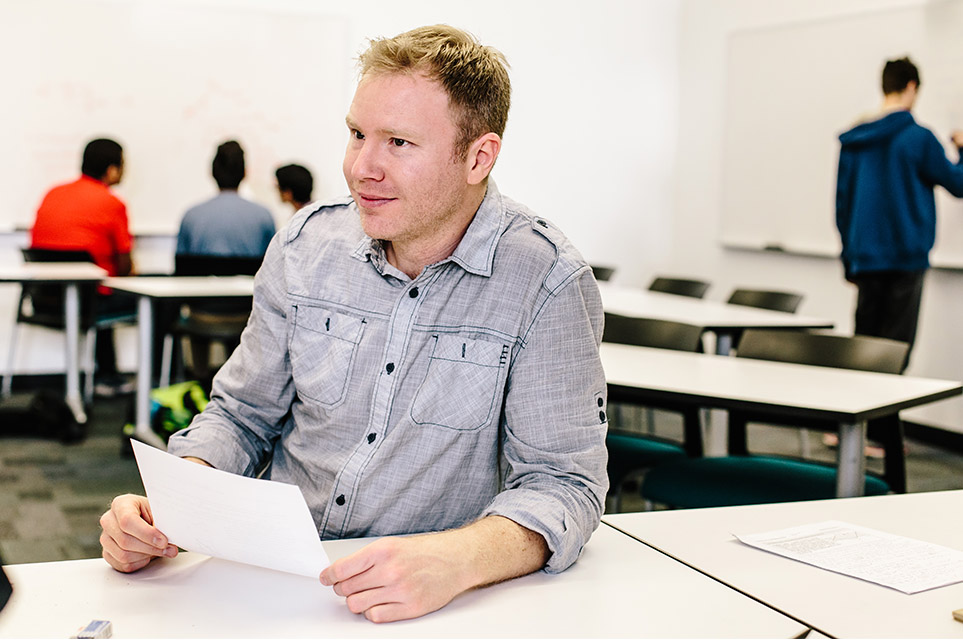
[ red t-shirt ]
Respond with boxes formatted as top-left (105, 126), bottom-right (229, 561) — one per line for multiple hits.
top-left (31, 175), bottom-right (132, 277)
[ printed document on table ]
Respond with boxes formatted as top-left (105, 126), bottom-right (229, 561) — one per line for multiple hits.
top-left (131, 439), bottom-right (329, 578)
top-left (734, 520), bottom-right (963, 594)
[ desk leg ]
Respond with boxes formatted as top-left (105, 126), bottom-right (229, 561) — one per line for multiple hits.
top-left (132, 296), bottom-right (165, 449)
top-left (836, 420), bottom-right (867, 497)
top-left (714, 332), bottom-right (733, 356)
top-left (703, 331), bottom-right (736, 456)
top-left (63, 283), bottom-right (87, 424)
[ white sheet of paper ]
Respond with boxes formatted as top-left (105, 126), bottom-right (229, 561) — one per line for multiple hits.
top-left (734, 520), bottom-right (963, 594)
top-left (131, 439), bottom-right (329, 578)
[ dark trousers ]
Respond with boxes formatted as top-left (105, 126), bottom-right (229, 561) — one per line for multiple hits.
top-left (93, 292), bottom-right (138, 377)
top-left (852, 269), bottom-right (925, 372)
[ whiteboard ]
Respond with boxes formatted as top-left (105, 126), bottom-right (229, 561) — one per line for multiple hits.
top-left (0, 0), bottom-right (349, 234)
top-left (720, 0), bottom-right (963, 267)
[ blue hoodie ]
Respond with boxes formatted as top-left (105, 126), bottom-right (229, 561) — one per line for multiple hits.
top-left (836, 110), bottom-right (963, 276)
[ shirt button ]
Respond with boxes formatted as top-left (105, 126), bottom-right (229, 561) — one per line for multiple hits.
top-left (599, 410), bottom-right (606, 423)
top-left (597, 398), bottom-right (604, 407)
top-left (537, 219), bottom-right (548, 228)
top-left (335, 495), bottom-right (345, 506)
top-left (385, 362), bottom-right (395, 374)
top-left (409, 287), bottom-right (419, 298)
top-left (367, 433), bottom-right (376, 444)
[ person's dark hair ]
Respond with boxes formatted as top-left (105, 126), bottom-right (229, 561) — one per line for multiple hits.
top-left (275, 164), bottom-right (313, 204)
top-left (81, 138), bottom-right (123, 179)
top-left (212, 140), bottom-right (245, 190)
top-left (882, 57), bottom-right (920, 95)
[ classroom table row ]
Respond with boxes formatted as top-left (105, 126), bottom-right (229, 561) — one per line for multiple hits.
top-left (3, 266), bottom-right (961, 482)
top-left (4, 491), bottom-right (963, 638)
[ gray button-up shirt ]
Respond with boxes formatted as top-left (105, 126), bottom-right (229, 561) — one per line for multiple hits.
top-left (167, 182), bottom-right (608, 572)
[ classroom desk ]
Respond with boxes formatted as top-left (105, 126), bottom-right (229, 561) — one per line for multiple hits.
top-left (603, 490), bottom-right (963, 639)
top-left (103, 276), bottom-right (254, 449)
top-left (600, 342), bottom-right (962, 497)
top-left (598, 282), bottom-right (833, 354)
top-left (0, 523), bottom-right (808, 639)
top-left (0, 263), bottom-right (108, 424)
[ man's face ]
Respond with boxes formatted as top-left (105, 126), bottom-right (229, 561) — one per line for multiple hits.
top-left (343, 71), bottom-right (472, 249)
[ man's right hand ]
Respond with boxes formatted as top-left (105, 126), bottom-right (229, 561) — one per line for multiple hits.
top-left (952, 130), bottom-right (963, 149)
top-left (99, 494), bottom-right (178, 573)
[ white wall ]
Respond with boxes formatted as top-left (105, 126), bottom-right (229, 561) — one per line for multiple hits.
top-left (0, 0), bottom-right (681, 374)
top-left (671, 0), bottom-right (963, 432)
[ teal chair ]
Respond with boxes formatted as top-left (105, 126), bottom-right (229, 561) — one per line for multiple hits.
top-left (640, 329), bottom-right (909, 509)
top-left (603, 313), bottom-right (705, 511)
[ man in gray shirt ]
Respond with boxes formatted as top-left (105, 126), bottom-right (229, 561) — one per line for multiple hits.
top-left (100, 24), bottom-right (608, 623)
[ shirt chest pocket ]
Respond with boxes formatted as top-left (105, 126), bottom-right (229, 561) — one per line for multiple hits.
top-left (290, 305), bottom-right (366, 408)
top-left (410, 335), bottom-right (509, 431)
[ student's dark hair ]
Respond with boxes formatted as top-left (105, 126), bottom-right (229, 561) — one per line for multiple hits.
top-left (275, 164), bottom-right (313, 204)
top-left (882, 57), bottom-right (920, 95)
top-left (212, 140), bottom-right (245, 190)
top-left (81, 138), bottom-right (123, 179)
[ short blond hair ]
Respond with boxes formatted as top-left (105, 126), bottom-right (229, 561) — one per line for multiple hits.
top-left (359, 25), bottom-right (511, 159)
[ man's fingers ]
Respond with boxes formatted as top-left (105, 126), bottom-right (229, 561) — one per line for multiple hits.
top-left (320, 545), bottom-right (380, 586)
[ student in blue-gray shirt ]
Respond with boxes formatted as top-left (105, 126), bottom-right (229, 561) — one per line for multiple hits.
top-left (176, 140), bottom-right (276, 258)
top-left (836, 56), bottom-right (963, 369)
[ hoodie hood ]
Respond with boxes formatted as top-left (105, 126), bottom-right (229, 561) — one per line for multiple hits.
top-left (839, 110), bottom-right (915, 149)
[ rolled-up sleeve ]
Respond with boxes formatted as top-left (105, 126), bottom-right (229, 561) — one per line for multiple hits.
top-left (167, 234), bottom-right (297, 475)
top-left (481, 268), bottom-right (608, 572)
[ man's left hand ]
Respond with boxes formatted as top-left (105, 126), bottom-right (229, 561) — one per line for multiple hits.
top-left (319, 515), bottom-right (548, 623)
top-left (320, 532), bottom-right (473, 623)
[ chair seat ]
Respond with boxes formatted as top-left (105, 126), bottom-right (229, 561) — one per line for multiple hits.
top-left (607, 432), bottom-right (687, 475)
top-left (641, 456), bottom-right (891, 509)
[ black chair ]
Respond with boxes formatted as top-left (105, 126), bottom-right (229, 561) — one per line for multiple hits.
top-left (2, 249), bottom-right (136, 402)
top-left (726, 288), bottom-right (803, 314)
top-left (162, 254), bottom-right (262, 385)
top-left (640, 329), bottom-right (910, 509)
top-left (590, 265), bottom-right (616, 282)
top-left (648, 276), bottom-right (710, 299)
top-left (603, 312), bottom-right (705, 511)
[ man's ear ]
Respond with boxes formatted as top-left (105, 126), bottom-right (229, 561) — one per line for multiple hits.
top-left (466, 132), bottom-right (501, 186)
top-left (103, 165), bottom-right (121, 186)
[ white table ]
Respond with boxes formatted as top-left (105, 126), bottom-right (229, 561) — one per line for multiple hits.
top-left (600, 342), bottom-right (962, 497)
top-left (598, 282), bottom-right (833, 354)
top-left (604, 490), bottom-right (963, 638)
top-left (104, 276), bottom-right (254, 448)
top-left (0, 263), bottom-right (108, 423)
top-left (0, 524), bottom-right (807, 639)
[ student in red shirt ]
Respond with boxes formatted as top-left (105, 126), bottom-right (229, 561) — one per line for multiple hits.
top-left (31, 138), bottom-right (135, 395)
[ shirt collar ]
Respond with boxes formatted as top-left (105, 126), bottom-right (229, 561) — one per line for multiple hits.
top-left (350, 181), bottom-right (506, 278)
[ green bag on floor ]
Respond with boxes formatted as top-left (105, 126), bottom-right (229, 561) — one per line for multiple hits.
top-left (124, 381), bottom-right (209, 444)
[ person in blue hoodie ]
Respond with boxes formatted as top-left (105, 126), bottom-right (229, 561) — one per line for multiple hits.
top-left (836, 56), bottom-right (963, 369)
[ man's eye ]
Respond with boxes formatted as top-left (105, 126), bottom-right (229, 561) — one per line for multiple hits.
top-left (391, 138), bottom-right (409, 147)
top-left (352, 130), bottom-right (364, 140)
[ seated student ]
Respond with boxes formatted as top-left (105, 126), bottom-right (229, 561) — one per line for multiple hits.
top-left (100, 25), bottom-right (607, 624)
top-left (31, 137), bottom-right (136, 396)
top-left (176, 141), bottom-right (276, 380)
top-left (177, 140), bottom-right (276, 258)
top-left (275, 163), bottom-right (314, 212)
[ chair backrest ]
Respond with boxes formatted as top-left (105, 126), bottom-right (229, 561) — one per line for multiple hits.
top-left (174, 254), bottom-right (263, 277)
top-left (735, 329), bottom-right (908, 374)
top-left (19, 248), bottom-right (98, 328)
top-left (22, 248), bottom-right (94, 264)
top-left (726, 288), bottom-right (803, 314)
top-left (648, 276), bottom-right (710, 299)
top-left (603, 313), bottom-right (704, 352)
top-left (590, 265), bottom-right (615, 282)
